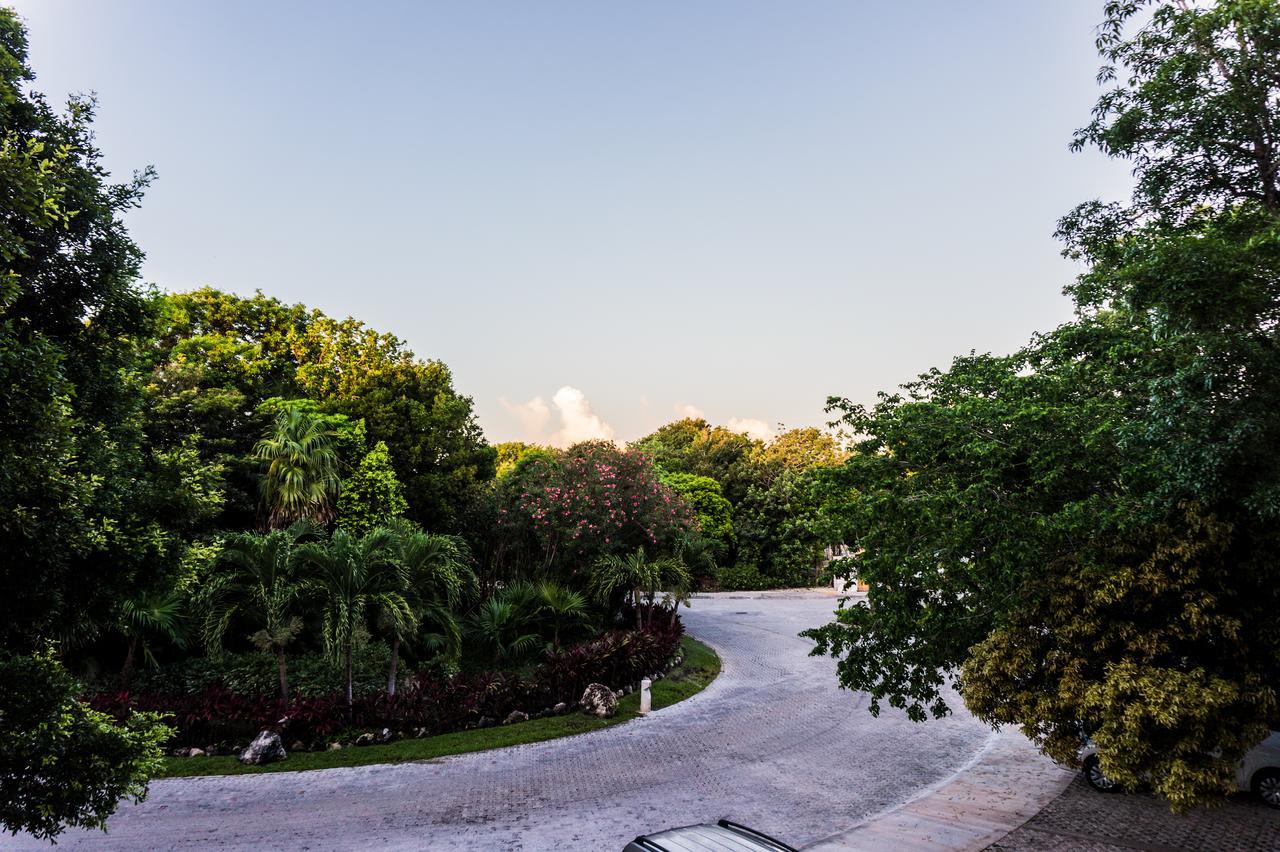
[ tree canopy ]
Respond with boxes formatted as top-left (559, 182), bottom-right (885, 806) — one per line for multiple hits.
top-left (808, 0), bottom-right (1280, 810)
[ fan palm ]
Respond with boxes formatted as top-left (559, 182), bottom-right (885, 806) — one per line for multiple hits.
top-left (297, 528), bottom-right (411, 710)
top-left (590, 548), bottom-right (690, 630)
top-left (119, 589), bottom-right (187, 692)
top-left (535, 580), bottom-right (592, 649)
top-left (198, 520), bottom-right (320, 701)
top-left (466, 584), bottom-right (542, 668)
top-left (254, 407), bottom-right (340, 529)
top-left (384, 521), bottom-right (471, 696)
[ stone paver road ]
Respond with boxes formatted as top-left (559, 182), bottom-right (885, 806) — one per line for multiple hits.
top-left (988, 775), bottom-right (1280, 851)
top-left (5, 591), bottom-right (998, 851)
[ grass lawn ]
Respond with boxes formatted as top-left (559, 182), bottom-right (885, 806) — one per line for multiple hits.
top-left (158, 635), bottom-right (720, 778)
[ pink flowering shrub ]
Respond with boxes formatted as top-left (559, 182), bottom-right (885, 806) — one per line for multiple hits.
top-left (495, 441), bottom-right (694, 577)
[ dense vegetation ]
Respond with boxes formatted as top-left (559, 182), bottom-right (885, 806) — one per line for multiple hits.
top-left (6, 0), bottom-right (1273, 836)
top-left (807, 0), bottom-right (1280, 811)
top-left (0, 8), bottom-right (841, 840)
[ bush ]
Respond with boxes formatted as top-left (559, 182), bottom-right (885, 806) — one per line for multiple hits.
top-left (88, 618), bottom-right (685, 748)
top-left (3, 649), bottom-right (171, 841)
top-left (130, 644), bottom-right (393, 699)
top-left (715, 563), bottom-right (767, 591)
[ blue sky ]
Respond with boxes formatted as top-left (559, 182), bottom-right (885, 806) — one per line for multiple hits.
top-left (10, 1), bottom-right (1133, 445)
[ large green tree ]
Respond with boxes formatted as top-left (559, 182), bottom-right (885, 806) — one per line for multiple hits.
top-left (0, 8), bottom-right (181, 838)
top-left (198, 521), bottom-right (322, 701)
top-left (298, 528), bottom-right (412, 710)
top-left (146, 288), bottom-right (495, 533)
top-left (808, 0), bottom-right (1280, 810)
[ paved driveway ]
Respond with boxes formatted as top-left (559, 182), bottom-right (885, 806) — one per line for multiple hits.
top-left (6, 591), bottom-right (996, 851)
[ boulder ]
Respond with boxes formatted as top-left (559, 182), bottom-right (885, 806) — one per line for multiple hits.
top-left (503, 710), bottom-right (529, 725)
top-left (328, 742), bottom-right (344, 751)
top-left (290, 740), bottom-right (306, 753)
top-left (187, 747), bottom-right (206, 758)
top-left (376, 727), bottom-right (395, 744)
top-left (477, 715), bottom-right (497, 728)
top-left (552, 702), bottom-right (569, 715)
top-left (354, 732), bottom-right (376, 747)
top-left (580, 683), bottom-right (618, 719)
top-left (238, 731), bottom-right (287, 766)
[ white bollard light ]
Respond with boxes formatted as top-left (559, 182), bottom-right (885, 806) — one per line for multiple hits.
top-left (639, 678), bottom-right (652, 715)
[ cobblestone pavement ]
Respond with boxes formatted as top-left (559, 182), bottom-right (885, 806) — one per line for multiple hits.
top-left (987, 775), bottom-right (1280, 851)
top-left (4, 592), bottom-right (997, 852)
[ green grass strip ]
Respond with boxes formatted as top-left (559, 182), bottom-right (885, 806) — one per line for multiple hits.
top-left (157, 635), bottom-right (720, 778)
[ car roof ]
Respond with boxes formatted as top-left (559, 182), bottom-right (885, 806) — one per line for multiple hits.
top-left (626, 820), bottom-right (796, 852)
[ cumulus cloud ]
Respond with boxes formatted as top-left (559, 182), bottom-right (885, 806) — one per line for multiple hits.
top-left (675, 403), bottom-right (706, 420)
top-left (727, 417), bottom-right (776, 442)
top-left (550, 386), bottom-right (616, 446)
top-left (499, 395), bottom-right (552, 438)
top-left (500, 386), bottom-right (617, 447)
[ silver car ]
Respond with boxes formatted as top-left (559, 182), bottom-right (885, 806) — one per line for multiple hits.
top-left (1080, 730), bottom-right (1280, 808)
top-left (623, 819), bottom-right (797, 852)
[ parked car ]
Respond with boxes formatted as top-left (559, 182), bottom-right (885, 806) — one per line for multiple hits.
top-left (1080, 730), bottom-right (1280, 808)
top-left (623, 819), bottom-right (797, 851)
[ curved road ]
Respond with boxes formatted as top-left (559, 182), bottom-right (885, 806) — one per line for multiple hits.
top-left (9, 591), bottom-right (995, 851)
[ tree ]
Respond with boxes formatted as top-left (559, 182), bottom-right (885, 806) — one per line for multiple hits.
top-left (465, 584), bottom-right (542, 668)
top-left (254, 406), bottom-right (340, 529)
top-left (118, 590), bottom-right (187, 693)
top-left (339, 440), bottom-right (409, 537)
top-left (733, 466), bottom-right (829, 588)
top-left (384, 521), bottom-right (469, 696)
top-left (495, 442), bottom-right (694, 580)
top-left (808, 0), bottom-right (1280, 810)
top-left (198, 521), bottom-right (321, 701)
top-left (632, 418), bottom-right (762, 504)
top-left (147, 288), bottom-right (496, 533)
top-left (659, 471), bottom-right (735, 560)
top-left (534, 580), bottom-right (593, 649)
top-left (298, 529), bottom-right (411, 710)
top-left (0, 649), bottom-right (171, 842)
top-left (0, 8), bottom-right (183, 836)
top-left (589, 548), bottom-right (689, 630)
top-left (753, 427), bottom-right (847, 472)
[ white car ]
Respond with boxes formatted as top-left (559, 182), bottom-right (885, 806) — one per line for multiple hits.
top-left (1080, 731), bottom-right (1280, 808)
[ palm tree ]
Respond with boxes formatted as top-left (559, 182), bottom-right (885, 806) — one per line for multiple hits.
top-left (590, 548), bottom-right (690, 630)
top-left (198, 521), bottom-right (320, 701)
top-left (655, 557), bottom-right (694, 629)
top-left (298, 528), bottom-right (412, 710)
top-left (535, 580), bottom-right (592, 649)
top-left (466, 583), bottom-right (542, 668)
top-left (384, 521), bottom-right (470, 696)
top-left (119, 590), bottom-right (187, 692)
top-left (254, 407), bottom-right (340, 529)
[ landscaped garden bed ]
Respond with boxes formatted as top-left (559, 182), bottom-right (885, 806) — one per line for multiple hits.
top-left (153, 634), bottom-right (718, 777)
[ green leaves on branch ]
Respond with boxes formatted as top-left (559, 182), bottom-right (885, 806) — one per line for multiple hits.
top-left (0, 648), bottom-right (171, 842)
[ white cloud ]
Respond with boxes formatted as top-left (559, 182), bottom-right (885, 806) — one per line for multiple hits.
top-left (500, 386), bottom-right (618, 446)
top-left (499, 395), bottom-right (551, 439)
top-left (727, 417), bottom-right (776, 442)
top-left (675, 403), bottom-right (705, 420)
top-left (550, 386), bottom-right (616, 447)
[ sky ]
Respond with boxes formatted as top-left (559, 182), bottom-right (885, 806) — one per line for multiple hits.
top-left (9, 1), bottom-right (1134, 446)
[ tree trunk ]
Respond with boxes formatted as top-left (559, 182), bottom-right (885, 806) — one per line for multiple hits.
top-left (387, 635), bottom-right (400, 697)
top-left (276, 648), bottom-right (290, 703)
top-left (345, 644), bottom-right (354, 716)
top-left (121, 636), bottom-right (140, 692)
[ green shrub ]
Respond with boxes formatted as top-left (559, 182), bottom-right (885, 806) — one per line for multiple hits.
top-left (715, 563), bottom-right (767, 591)
top-left (131, 644), bottom-right (394, 698)
top-left (1, 648), bottom-right (171, 841)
